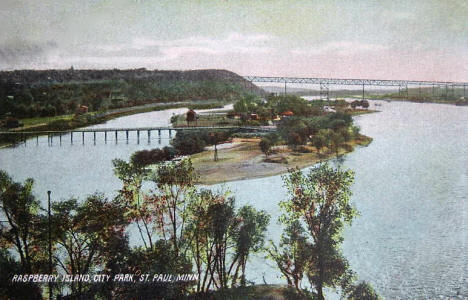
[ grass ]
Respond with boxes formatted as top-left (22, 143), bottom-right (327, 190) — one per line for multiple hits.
top-left (19, 114), bottom-right (74, 128)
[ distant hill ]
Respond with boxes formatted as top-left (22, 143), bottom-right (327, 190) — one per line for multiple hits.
top-left (0, 69), bottom-right (265, 119)
top-left (0, 68), bottom-right (263, 90)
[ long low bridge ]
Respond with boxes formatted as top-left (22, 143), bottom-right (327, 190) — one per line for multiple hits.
top-left (0, 126), bottom-right (275, 146)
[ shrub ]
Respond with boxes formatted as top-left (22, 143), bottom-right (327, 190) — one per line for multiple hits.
top-left (259, 137), bottom-right (273, 157)
top-left (131, 146), bottom-right (176, 167)
top-left (171, 131), bottom-right (207, 155)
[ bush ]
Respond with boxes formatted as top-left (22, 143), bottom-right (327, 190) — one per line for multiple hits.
top-left (171, 131), bottom-right (207, 155)
top-left (347, 281), bottom-right (381, 300)
top-left (171, 130), bottom-right (234, 155)
top-left (259, 137), bottom-right (273, 157)
top-left (131, 146), bottom-right (176, 167)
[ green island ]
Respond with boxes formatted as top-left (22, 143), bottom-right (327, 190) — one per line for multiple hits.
top-left (169, 94), bottom-right (374, 184)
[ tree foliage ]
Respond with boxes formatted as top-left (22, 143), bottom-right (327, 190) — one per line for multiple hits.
top-left (271, 164), bottom-right (366, 300)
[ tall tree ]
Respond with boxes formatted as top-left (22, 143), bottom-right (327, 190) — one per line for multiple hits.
top-left (52, 193), bottom-right (128, 298)
top-left (279, 164), bottom-right (358, 300)
top-left (0, 171), bottom-right (46, 274)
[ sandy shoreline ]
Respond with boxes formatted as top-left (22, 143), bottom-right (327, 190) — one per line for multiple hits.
top-left (191, 136), bottom-right (372, 185)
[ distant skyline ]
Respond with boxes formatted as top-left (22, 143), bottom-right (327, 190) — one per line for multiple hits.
top-left (1, 0), bottom-right (467, 81)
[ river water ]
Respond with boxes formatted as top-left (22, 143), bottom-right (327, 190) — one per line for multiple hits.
top-left (0, 101), bottom-right (466, 299)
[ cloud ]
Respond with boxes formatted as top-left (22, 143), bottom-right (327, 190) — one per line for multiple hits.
top-left (93, 33), bottom-right (273, 62)
top-left (0, 40), bottom-right (58, 68)
top-left (291, 41), bottom-right (388, 56)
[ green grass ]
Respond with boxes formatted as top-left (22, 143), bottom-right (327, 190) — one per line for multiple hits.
top-left (20, 114), bottom-right (74, 127)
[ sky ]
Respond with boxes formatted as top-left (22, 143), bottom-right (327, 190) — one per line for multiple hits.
top-left (0, 0), bottom-right (467, 81)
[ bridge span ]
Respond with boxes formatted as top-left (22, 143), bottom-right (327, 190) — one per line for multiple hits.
top-left (243, 75), bottom-right (468, 87)
top-left (0, 126), bottom-right (275, 146)
top-left (243, 75), bottom-right (468, 100)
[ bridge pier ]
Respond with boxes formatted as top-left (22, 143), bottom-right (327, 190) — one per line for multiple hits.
top-left (147, 130), bottom-right (151, 144)
top-left (115, 131), bottom-right (118, 144)
top-left (59, 133), bottom-right (62, 146)
top-left (137, 130), bottom-right (140, 144)
top-left (284, 82), bottom-right (287, 95)
top-left (105, 131), bottom-right (107, 144)
top-left (126, 130), bottom-right (129, 144)
top-left (320, 83), bottom-right (329, 102)
top-left (362, 84), bottom-right (365, 101)
top-left (70, 132), bottom-right (73, 145)
top-left (36, 135), bottom-right (39, 146)
top-left (82, 132), bottom-right (85, 145)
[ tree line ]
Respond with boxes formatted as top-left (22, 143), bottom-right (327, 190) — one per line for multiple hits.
top-left (1, 155), bottom-right (380, 299)
top-left (0, 80), bottom-right (250, 119)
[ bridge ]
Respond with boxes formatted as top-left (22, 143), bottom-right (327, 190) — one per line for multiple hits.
top-left (243, 75), bottom-right (468, 100)
top-left (0, 126), bottom-right (275, 146)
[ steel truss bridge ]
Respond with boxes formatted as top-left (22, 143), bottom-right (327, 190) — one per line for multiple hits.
top-left (243, 76), bottom-right (468, 88)
top-left (243, 75), bottom-right (468, 100)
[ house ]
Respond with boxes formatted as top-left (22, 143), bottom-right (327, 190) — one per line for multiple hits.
top-left (280, 110), bottom-right (294, 118)
top-left (76, 105), bottom-right (88, 115)
top-left (186, 109), bottom-right (197, 126)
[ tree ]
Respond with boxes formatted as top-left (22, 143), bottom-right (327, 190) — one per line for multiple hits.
top-left (351, 126), bottom-right (361, 138)
top-left (0, 249), bottom-right (42, 300)
top-left (279, 164), bottom-right (358, 300)
top-left (361, 100), bottom-right (369, 109)
top-left (184, 189), bottom-right (269, 292)
top-left (113, 158), bottom-right (153, 249)
top-left (267, 220), bottom-right (311, 290)
top-left (186, 109), bottom-right (196, 126)
top-left (207, 131), bottom-right (228, 161)
top-left (312, 134), bottom-right (326, 154)
top-left (330, 131), bottom-right (345, 156)
top-left (51, 193), bottom-right (128, 298)
top-left (0, 171), bottom-right (46, 274)
top-left (347, 281), bottom-right (381, 300)
top-left (233, 205), bottom-right (270, 286)
top-left (171, 131), bottom-right (206, 155)
top-left (259, 137), bottom-right (273, 158)
top-left (147, 159), bottom-right (198, 257)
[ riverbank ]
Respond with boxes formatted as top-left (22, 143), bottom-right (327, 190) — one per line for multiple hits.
top-left (368, 95), bottom-right (467, 105)
top-left (190, 135), bottom-right (372, 185)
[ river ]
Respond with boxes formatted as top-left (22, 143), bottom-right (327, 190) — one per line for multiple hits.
top-left (0, 101), bottom-right (466, 299)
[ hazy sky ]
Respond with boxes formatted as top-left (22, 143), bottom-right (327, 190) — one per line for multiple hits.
top-left (1, 0), bottom-right (467, 81)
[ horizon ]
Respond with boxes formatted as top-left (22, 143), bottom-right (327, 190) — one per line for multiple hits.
top-left (1, 67), bottom-right (467, 85)
top-left (1, 0), bottom-right (467, 81)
